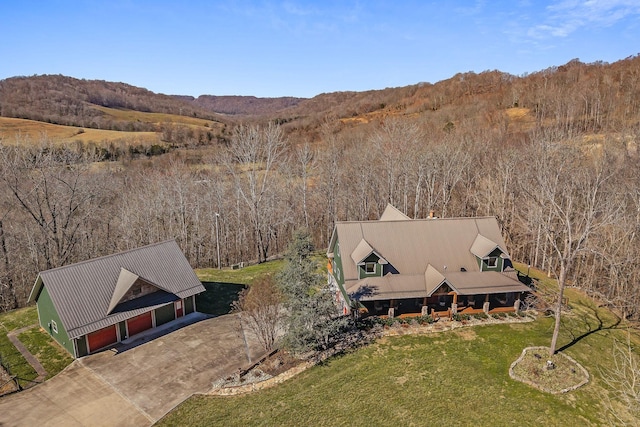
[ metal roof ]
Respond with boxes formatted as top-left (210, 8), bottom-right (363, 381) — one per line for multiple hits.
top-left (331, 211), bottom-right (527, 301)
top-left (346, 275), bottom-right (428, 301)
top-left (29, 240), bottom-right (205, 339)
top-left (442, 271), bottom-right (531, 295)
top-left (333, 216), bottom-right (510, 282)
top-left (379, 204), bottom-right (411, 221)
top-left (470, 234), bottom-right (507, 259)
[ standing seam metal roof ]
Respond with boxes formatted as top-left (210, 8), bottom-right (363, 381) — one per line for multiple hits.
top-left (30, 240), bottom-right (205, 339)
top-left (332, 211), bottom-right (527, 301)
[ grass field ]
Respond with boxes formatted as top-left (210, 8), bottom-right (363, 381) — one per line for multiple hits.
top-left (0, 117), bottom-right (159, 145)
top-left (91, 105), bottom-right (220, 128)
top-left (0, 104), bottom-right (223, 147)
top-left (159, 265), bottom-right (638, 426)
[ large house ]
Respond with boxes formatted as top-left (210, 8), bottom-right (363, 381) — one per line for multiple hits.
top-left (28, 240), bottom-right (206, 358)
top-left (327, 205), bottom-right (530, 317)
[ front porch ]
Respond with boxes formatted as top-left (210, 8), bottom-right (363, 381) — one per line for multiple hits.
top-left (358, 291), bottom-right (524, 319)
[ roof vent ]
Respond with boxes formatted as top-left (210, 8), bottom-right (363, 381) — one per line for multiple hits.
top-left (460, 267), bottom-right (466, 272)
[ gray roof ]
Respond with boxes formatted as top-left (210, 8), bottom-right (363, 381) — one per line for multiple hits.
top-left (347, 270), bottom-right (529, 301)
top-left (329, 206), bottom-right (527, 301)
top-left (29, 240), bottom-right (205, 339)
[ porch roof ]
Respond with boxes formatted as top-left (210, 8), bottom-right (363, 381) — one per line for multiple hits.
top-left (346, 275), bottom-right (427, 301)
top-left (442, 271), bottom-right (531, 295)
top-left (345, 270), bottom-right (529, 301)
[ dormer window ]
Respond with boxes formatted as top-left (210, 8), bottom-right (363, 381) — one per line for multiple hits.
top-left (486, 257), bottom-right (498, 268)
top-left (365, 262), bottom-right (376, 274)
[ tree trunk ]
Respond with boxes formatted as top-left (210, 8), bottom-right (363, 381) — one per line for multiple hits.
top-left (549, 264), bottom-right (567, 355)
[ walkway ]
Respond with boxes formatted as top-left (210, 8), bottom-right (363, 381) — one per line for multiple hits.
top-left (6, 325), bottom-right (48, 382)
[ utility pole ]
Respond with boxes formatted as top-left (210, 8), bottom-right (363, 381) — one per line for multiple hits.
top-left (215, 213), bottom-right (221, 269)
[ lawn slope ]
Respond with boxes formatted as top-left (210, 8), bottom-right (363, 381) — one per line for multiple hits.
top-left (159, 272), bottom-right (635, 426)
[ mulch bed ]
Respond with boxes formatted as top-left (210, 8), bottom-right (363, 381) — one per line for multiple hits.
top-left (509, 346), bottom-right (589, 394)
top-left (258, 350), bottom-right (301, 377)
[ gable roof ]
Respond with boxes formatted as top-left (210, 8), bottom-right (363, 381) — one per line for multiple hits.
top-left (350, 238), bottom-right (388, 265)
top-left (379, 204), bottom-right (411, 221)
top-left (332, 216), bottom-right (509, 283)
top-left (29, 240), bottom-right (205, 339)
top-left (330, 211), bottom-right (529, 300)
top-left (470, 234), bottom-right (508, 259)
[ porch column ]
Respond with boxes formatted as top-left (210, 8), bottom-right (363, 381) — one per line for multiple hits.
top-left (451, 293), bottom-right (458, 314)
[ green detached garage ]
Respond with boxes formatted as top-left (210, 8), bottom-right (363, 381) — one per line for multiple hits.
top-left (28, 240), bottom-right (206, 358)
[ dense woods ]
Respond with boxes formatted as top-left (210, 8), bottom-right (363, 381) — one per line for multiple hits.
top-left (1, 56), bottom-right (640, 324)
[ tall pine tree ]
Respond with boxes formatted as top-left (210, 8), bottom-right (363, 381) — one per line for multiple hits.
top-left (277, 229), bottom-right (350, 353)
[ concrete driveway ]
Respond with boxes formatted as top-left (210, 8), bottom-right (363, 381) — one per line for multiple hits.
top-left (0, 313), bottom-right (265, 427)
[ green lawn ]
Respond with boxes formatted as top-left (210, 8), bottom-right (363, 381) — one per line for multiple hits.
top-left (18, 327), bottom-right (73, 379)
top-left (195, 260), bottom-right (286, 285)
top-left (0, 307), bottom-right (40, 387)
top-left (195, 260), bottom-right (286, 316)
top-left (159, 266), bottom-right (637, 426)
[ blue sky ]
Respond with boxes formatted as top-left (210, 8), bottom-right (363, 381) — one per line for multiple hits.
top-left (2, 1), bottom-right (639, 98)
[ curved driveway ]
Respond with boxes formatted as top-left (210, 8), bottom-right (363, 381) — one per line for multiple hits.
top-left (0, 313), bottom-right (264, 426)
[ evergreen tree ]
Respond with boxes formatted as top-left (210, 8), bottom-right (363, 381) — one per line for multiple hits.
top-left (277, 229), bottom-right (350, 353)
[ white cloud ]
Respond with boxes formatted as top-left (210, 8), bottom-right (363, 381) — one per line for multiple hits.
top-left (530, 0), bottom-right (640, 39)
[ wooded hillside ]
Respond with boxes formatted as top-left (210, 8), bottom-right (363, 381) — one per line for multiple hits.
top-left (1, 56), bottom-right (639, 321)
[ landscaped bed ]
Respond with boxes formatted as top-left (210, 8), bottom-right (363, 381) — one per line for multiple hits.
top-left (510, 346), bottom-right (589, 393)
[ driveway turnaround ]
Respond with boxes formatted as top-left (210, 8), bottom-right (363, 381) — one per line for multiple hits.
top-left (0, 313), bottom-right (265, 426)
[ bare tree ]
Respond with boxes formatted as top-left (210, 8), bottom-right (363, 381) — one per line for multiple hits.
top-left (232, 275), bottom-right (283, 352)
top-left (0, 140), bottom-right (106, 270)
top-left (600, 333), bottom-right (640, 425)
top-left (519, 142), bottom-right (621, 355)
top-left (220, 123), bottom-right (285, 263)
top-left (295, 142), bottom-right (316, 229)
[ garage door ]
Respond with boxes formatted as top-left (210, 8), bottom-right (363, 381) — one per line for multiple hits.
top-left (127, 312), bottom-right (153, 337)
top-left (87, 325), bottom-right (118, 353)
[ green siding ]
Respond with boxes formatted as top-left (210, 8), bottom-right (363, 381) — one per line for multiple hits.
top-left (480, 248), bottom-right (504, 272)
top-left (76, 337), bottom-right (88, 357)
top-left (118, 321), bottom-right (127, 340)
top-left (185, 296), bottom-right (194, 314)
top-left (155, 303), bottom-right (175, 326)
top-left (36, 285), bottom-right (75, 357)
top-left (358, 254), bottom-right (382, 279)
top-left (332, 238), bottom-right (344, 287)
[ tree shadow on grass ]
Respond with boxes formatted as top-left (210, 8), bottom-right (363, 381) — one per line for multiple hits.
top-left (196, 282), bottom-right (246, 316)
top-left (556, 304), bottom-right (621, 354)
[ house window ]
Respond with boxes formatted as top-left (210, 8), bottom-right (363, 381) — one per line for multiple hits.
top-left (365, 262), bottom-right (376, 274)
top-left (51, 320), bottom-right (58, 334)
top-left (486, 257), bottom-right (498, 268)
top-left (131, 285), bottom-right (142, 296)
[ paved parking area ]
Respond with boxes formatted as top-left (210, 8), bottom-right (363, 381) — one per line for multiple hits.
top-left (0, 313), bottom-right (264, 426)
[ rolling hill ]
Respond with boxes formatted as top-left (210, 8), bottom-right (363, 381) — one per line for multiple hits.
top-left (1, 55), bottom-right (639, 149)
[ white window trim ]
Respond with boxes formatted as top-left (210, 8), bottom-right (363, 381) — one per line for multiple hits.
top-left (51, 319), bottom-right (58, 333)
top-left (486, 256), bottom-right (498, 268)
top-left (365, 262), bottom-right (376, 274)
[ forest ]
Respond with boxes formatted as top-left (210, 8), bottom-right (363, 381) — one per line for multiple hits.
top-left (1, 55), bottom-right (640, 323)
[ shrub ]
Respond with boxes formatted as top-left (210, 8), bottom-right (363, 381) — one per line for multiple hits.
top-left (416, 315), bottom-right (434, 325)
